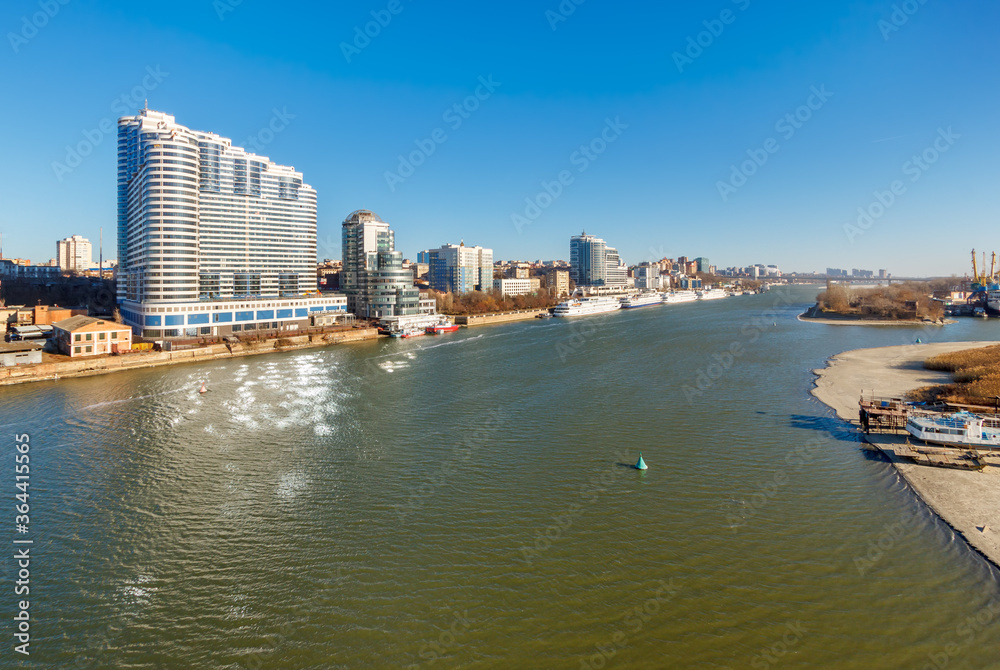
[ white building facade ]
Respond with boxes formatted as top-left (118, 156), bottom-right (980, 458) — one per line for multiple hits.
top-left (492, 278), bottom-right (533, 297)
top-left (57, 235), bottom-right (92, 272)
top-left (116, 108), bottom-right (328, 338)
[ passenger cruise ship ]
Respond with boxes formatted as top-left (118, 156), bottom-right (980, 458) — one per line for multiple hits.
top-left (662, 291), bottom-right (698, 304)
top-left (552, 296), bottom-right (623, 317)
top-left (621, 293), bottom-right (664, 309)
top-left (697, 288), bottom-right (728, 301)
top-left (906, 412), bottom-right (1000, 449)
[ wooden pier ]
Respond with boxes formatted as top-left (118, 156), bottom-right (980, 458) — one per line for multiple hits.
top-left (858, 393), bottom-right (909, 433)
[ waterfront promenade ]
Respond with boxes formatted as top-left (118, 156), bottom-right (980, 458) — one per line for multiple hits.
top-left (0, 328), bottom-right (378, 385)
top-left (812, 341), bottom-right (1000, 569)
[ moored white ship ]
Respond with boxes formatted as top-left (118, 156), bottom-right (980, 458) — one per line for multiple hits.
top-left (552, 296), bottom-right (622, 317)
top-left (906, 412), bottom-right (1000, 449)
top-left (697, 288), bottom-right (728, 301)
top-left (621, 293), bottom-right (664, 309)
top-left (662, 291), bottom-right (698, 304)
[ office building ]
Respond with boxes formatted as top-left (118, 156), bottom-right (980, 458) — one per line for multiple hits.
top-left (57, 235), bottom-right (92, 272)
top-left (116, 108), bottom-right (337, 338)
top-left (493, 278), bottom-right (533, 297)
top-left (427, 242), bottom-right (493, 294)
top-left (341, 209), bottom-right (421, 318)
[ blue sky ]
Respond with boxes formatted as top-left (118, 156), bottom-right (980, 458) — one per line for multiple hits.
top-left (1, 0), bottom-right (997, 276)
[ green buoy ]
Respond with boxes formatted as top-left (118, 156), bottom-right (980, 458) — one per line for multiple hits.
top-left (635, 453), bottom-right (648, 470)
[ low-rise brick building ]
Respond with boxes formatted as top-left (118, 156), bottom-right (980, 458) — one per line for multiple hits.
top-left (52, 316), bottom-right (133, 357)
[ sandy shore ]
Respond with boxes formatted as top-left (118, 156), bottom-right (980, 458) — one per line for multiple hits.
top-left (798, 312), bottom-right (955, 327)
top-left (811, 341), bottom-right (1000, 568)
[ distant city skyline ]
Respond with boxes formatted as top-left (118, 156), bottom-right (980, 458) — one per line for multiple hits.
top-left (1, 1), bottom-right (997, 277)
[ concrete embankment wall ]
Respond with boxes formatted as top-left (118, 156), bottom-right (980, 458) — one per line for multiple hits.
top-left (0, 328), bottom-right (379, 386)
top-left (455, 310), bottom-right (546, 327)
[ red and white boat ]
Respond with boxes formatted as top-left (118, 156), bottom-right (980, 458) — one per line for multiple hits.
top-left (400, 327), bottom-right (426, 338)
top-left (426, 320), bottom-right (460, 335)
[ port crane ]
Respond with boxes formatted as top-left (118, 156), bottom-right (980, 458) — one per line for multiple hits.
top-left (970, 249), bottom-right (997, 287)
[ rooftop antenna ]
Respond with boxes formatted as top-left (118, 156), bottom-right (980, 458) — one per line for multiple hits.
top-left (144, 98), bottom-right (148, 110)
top-left (99, 227), bottom-right (103, 279)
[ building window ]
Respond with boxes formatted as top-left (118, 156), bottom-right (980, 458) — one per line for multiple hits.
top-left (85, 345), bottom-right (92, 353)
top-left (74, 346), bottom-right (81, 354)
top-left (111, 332), bottom-right (118, 339)
top-left (99, 333), bottom-right (106, 340)
top-left (74, 334), bottom-right (81, 342)
top-left (85, 333), bottom-right (92, 341)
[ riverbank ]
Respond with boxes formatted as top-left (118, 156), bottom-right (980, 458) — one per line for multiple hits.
top-left (811, 341), bottom-right (1000, 569)
top-left (0, 328), bottom-right (379, 386)
top-left (798, 310), bottom-right (954, 327)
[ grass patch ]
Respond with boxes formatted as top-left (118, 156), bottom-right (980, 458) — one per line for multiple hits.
top-left (911, 345), bottom-right (1000, 406)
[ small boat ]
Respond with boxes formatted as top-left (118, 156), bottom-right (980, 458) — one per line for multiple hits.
top-left (536, 312), bottom-right (553, 319)
top-left (426, 320), bottom-right (460, 335)
top-left (400, 327), bottom-right (425, 338)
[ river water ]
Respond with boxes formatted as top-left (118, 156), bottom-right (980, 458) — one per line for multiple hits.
top-left (3, 285), bottom-right (999, 669)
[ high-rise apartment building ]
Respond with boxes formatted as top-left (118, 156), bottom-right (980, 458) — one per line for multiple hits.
top-left (57, 235), bottom-right (92, 272)
top-left (569, 232), bottom-right (607, 287)
top-left (634, 263), bottom-right (661, 290)
top-left (116, 108), bottom-right (343, 338)
top-left (549, 269), bottom-right (570, 297)
top-left (605, 247), bottom-right (628, 287)
top-left (427, 243), bottom-right (493, 294)
top-left (341, 209), bottom-right (420, 318)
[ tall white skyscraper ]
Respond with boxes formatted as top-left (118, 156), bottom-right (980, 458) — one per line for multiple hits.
top-left (56, 235), bottom-right (92, 272)
top-left (116, 108), bottom-right (344, 338)
top-left (570, 232), bottom-right (607, 287)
